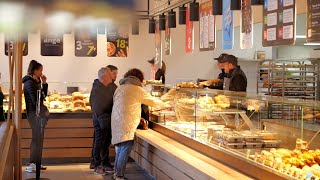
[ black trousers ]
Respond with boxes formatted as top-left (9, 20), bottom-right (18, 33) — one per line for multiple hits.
top-left (27, 112), bottom-right (45, 164)
top-left (93, 119), bottom-right (111, 167)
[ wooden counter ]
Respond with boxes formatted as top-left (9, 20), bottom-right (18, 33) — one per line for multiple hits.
top-left (131, 129), bottom-right (253, 180)
top-left (21, 113), bottom-right (115, 162)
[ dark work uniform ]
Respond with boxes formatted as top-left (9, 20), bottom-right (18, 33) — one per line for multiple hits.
top-left (155, 69), bottom-right (165, 84)
top-left (225, 66), bottom-right (247, 92)
top-left (208, 69), bottom-right (226, 90)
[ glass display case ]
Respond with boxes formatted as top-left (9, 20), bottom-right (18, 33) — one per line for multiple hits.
top-left (150, 88), bottom-right (320, 179)
top-left (0, 82), bottom-right (92, 113)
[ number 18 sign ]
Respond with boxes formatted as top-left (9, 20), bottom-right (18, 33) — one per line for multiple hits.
top-left (107, 24), bottom-right (129, 57)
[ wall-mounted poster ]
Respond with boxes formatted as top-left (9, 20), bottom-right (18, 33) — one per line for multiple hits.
top-left (41, 32), bottom-right (63, 56)
top-left (262, 0), bottom-right (296, 46)
top-left (5, 34), bottom-right (28, 56)
top-left (165, 18), bottom-right (171, 55)
top-left (199, 0), bottom-right (215, 51)
top-left (75, 30), bottom-right (97, 57)
top-left (107, 24), bottom-right (129, 57)
top-left (307, 0), bottom-right (320, 42)
top-left (222, 0), bottom-right (234, 50)
top-left (155, 22), bottom-right (162, 68)
top-left (186, 7), bottom-right (194, 53)
top-left (240, 0), bottom-right (253, 49)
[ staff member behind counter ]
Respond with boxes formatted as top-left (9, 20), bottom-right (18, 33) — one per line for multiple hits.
top-left (148, 57), bottom-right (166, 84)
top-left (201, 54), bottom-right (247, 92)
top-left (220, 54), bottom-right (247, 92)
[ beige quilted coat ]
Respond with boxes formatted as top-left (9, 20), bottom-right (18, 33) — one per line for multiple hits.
top-left (111, 76), bottom-right (166, 145)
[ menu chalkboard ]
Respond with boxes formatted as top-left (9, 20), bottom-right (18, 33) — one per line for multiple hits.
top-left (262, 0), bottom-right (296, 47)
top-left (307, 0), bottom-right (320, 42)
top-left (107, 24), bottom-right (129, 57)
top-left (75, 30), bottom-right (97, 57)
top-left (41, 32), bottom-right (63, 56)
top-left (5, 34), bottom-right (28, 56)
top-left (199, 0), bottom-right (215, 51)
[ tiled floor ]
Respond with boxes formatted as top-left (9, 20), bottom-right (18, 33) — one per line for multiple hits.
top-left (23, 162), bottom-right (155, 180)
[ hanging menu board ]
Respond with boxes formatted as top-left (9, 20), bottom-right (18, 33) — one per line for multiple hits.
top-left (165, 18), bottom-right (171, 55)
top-left (222, 0), bottom-right (234, 50)
top-left (155, 22), bottom-right (162, 68)
top-left (41, 32), bottom-right (63, 56)
top-left (75, 30), bottom-right (97, 57)
top-left (307, 0), bottom-right (320, 42)
top-left (241, 0), bottom-right (253, 49)
top-left (107, 24), bottom-right (129, 57)
top-left (186, 7), bottom-right (194, 53)
top-left (262, 0), bottom-right (296, 47)
top-left (5, 34), bottom-right (28, 56)
top-left (199, 0), bottom-right (215, 51)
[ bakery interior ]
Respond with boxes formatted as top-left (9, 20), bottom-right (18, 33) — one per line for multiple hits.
top-left (0, 0), bottom-right (320, 180)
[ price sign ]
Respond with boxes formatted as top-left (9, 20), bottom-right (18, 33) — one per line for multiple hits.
top-left (107, 24), bottom-right (129, 57)
top-left (41, 32), bottom-right (63, 56)
top-left (222, 0), bottom-right (234, 50)
top-left (185, 7), bottom-right (194, 53)
top-left (5, 34), bottom-right (28, 56)
top-left (75, 30), bottom-right (97, 57)
top-left (199, 0), bottom-right (215, 51)
top-left (241, 0), bottom-right (253, 49)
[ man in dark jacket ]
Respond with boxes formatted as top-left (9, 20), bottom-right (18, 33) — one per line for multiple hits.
top-left (90, 65), bottom-right (118, 169)
top-left (220, 55), bottom-right (247, 92)
top-left (90, 67), bottom-right (117, 175)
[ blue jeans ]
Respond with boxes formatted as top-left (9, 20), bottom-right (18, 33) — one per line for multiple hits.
top-left (114, 140), bottom-right (134, 177)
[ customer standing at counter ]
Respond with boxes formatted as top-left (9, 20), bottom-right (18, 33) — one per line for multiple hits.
top-left (111, 68), bottom-right (169, 180)
top-left (90, 67), bottom-right (117, 175)
top-left (90, 65), bottom-right (118, 169)
top-left (220, 55), bottom-right (247, 92)
top-left (148, 58), bottom-right (166, 84)
top-left (23, 60), bottom-right (48, 173)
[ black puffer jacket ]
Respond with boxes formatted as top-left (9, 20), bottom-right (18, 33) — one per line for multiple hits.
top-left (227, 66), bottom-right (247, 92)
top-left (22, 75), bottom-right (48, 114)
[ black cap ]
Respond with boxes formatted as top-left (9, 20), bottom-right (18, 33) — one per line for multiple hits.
top-left (219, 55), bottom-right (238, 66)
top-left (148, 57), bottom-right (155, 64)
top-left (214, 53), bottom-right (228, 63)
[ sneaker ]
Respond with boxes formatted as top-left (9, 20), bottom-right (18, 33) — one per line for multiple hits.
top-left (113, 173), bottom-right (128, 180)
top-left (25, 163), bottom-right (36, 173)
top-left (102, 165), bottom-right (114, 173)
top-left (93, 166), bottom-right (108, 176)
top-left (89, 161), bottom-right (95, 169)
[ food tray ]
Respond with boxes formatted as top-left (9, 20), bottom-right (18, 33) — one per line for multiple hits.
top-left (245, 142), bottom-right (263, 148)
top-left (224, 142), bottom-right (245, 149)
top-left (219, 132), bottom-right (245, 143)
top-left (262, 140), bottom-right (281, 148)
top-left (256, 131), bottom-right (278, 140)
